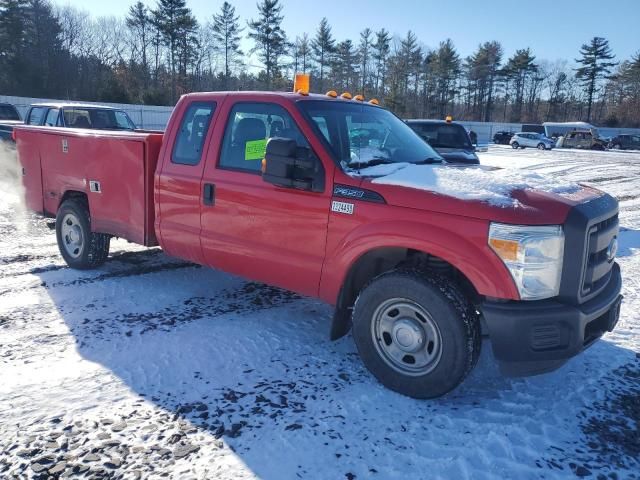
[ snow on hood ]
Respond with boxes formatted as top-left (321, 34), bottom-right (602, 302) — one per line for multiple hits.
top-left (349, 163), bottom-right (590, 207)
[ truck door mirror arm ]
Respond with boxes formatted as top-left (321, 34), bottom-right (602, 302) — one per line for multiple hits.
top-left (262, 137), bottom-right (324, 193)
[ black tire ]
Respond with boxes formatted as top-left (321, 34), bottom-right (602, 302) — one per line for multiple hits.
top-left (351, 269), bottom-right (481, 399)
top-left (56, 198), bottom-right (110, 269)
top-left (537, 143), bottom-right (546, 150)
top-left (511, 142), bottom-right (519, 149)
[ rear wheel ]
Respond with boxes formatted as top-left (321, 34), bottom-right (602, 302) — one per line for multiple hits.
top-left (351, 270), bottom-right (481, 399)
top-left (56, 198), bottom-right (110, 269)
top-left (511, 142), bottom-right (520, 149)
top-left (537, 143), bottom-right (546, 150)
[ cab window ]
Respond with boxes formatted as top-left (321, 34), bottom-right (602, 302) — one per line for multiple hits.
top-left (64, 109), bottom-right (92, 128)
top-left (44, 108), bottom-right (60, 126)
top-left (219, 102), bottom-right (309, 174)
top-left (27, 107), bottom-right (47, 125)
top-left (172, 102), bottom-right (216, 166)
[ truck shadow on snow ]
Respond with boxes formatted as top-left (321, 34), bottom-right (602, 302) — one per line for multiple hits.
top-left (33, 248), bottom-right (640, 479)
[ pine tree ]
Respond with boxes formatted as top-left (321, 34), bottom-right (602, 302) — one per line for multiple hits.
top-left (248, 0), bottom-right (287, 89)
top-left (126, 2), bottom-right (151, 84)
top-left (0, 0), bottom-right (29, 91)
top-left (211, 1), bottom-right (243, 88)
top-left (502, 48), bottom-right (537, 122)
top-left (153, 0), bottom-right (198, 101)
top-left (575, 37), bottom-right (617, 122)
top-left (311, 17), bottom-right (335, 92)
top-left (332, 39), bottom-right (357, 91)
top-left (294, 33), bottom-right (310, 73)
top-left (358, 28), bottom-right (372, 95)
top-left (372, 28), bottom-right (390, 97)
top-left (432, 39), bottom-right (461, 117)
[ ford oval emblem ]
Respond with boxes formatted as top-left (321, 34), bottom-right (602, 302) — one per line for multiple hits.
top-left (606, 236), bottom-right (618, 262)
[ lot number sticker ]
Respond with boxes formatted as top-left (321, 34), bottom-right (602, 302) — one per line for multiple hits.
top-left (245, 139), bottom-right (267, 161)
top-left (331, 201), bottom-right (354, 215)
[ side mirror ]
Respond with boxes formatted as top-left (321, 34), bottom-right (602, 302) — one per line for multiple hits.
top-left (262, 138), bottom-right (324, 192)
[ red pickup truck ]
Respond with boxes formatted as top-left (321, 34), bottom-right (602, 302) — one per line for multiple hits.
top-left (15, 91), bottom-right (623, 398)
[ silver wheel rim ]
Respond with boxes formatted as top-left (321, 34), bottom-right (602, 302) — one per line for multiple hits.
top-left (61, 213), bottom-right (84, 258)
top-left (371, 298), bottom-right (443, 376)
top-left (538, 144), bottom-right (545, 150)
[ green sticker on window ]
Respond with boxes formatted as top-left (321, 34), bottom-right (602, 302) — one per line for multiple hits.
top-left (244, 139), bottom-right (267, 160)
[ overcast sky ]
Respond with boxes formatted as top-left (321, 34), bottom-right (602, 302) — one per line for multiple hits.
top-left (56, 0), bottom-right (640, 64)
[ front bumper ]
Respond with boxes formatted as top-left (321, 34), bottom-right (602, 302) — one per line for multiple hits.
top-left (482, 263), bottom-right (622, 376)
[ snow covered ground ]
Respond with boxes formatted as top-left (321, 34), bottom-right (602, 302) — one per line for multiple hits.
top-left (0, 145), bottom-right (638, 479)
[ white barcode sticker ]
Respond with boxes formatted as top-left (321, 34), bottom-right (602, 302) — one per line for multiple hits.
top-left (331, 201), bottom-right (354, 215)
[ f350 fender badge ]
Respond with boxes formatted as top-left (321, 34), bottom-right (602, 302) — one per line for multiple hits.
top-left (331, 201), bottom-right (354, 215)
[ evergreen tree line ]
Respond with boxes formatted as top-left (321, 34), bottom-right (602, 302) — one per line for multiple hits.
top-left (1, 0), bottom-right (639, 127)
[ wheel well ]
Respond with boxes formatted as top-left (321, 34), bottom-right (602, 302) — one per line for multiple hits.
top-left (330, 248), bottom-right (479, 340)
top-left (59, 190), bottom-right (88, 208)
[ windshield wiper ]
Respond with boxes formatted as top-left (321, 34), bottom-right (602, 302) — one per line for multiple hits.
top-left (348, 158), bottom-right (395, 169)
top-left (412, 157), bottom-right (444, 164)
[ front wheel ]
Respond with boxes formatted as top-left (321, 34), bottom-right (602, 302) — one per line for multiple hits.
top-left (511, 142), bottom-right (520, 149)
top-left (351, 270), bottom-right (481, 399)
top-left (537, 143), bottom-right (546, 150)
top-left (56, 198), bottom-right (110, 269)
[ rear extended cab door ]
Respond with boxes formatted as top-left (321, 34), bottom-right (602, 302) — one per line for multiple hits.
top-left (155, 96), bottom-right (223, 264)
top-left (198, 95), bottom-right (335, 297)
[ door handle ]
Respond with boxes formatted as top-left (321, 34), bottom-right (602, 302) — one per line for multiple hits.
top-left (203, 183), bottom-right (215, 206)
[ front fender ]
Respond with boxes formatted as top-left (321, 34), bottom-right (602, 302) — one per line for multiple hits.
top-left (319, 218), bottom-right (520, 305)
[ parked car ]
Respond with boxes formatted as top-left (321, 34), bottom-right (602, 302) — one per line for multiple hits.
top-left (556, 130), bottom-right (607, 150)
top-left (15, 90), bottom-right (622, 399)
top-left (608, 134), bottom-right (640, 151)
top-left (2, 103), bottom-right (138, 143)
top-left (0, 103), bottom-right (22, 143)
top-left (509, 132), bottom-right (555, 150)
top-left (24, 103), bottom-right (136, 130)
top-left (406, 119), bottom-right (480, 164)
top-left (493, 131), bottom-right (514, 145)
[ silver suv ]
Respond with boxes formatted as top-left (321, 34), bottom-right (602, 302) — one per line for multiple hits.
top-left (510, 132), bottom-right (555, 150)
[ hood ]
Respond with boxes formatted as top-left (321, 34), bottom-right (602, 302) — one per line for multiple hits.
top-left (350, 163), bottom-right (604, 224)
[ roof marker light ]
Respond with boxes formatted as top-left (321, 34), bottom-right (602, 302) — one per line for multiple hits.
top-left (326, 90), bottom-right (338, 98)
top-left (341, 92), bottom-right (352, 99)
top-left (293, 73), bottom-right (310, 95)
top-left (369, 99), bottom-right (379, 105)
top-left (445, 115), bottom-right (453, 123)
top-left (353, 94), bottom-right (364, 102)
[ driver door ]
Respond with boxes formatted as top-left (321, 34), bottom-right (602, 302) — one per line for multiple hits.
top-left (199, 99), bottom-right (334, 297)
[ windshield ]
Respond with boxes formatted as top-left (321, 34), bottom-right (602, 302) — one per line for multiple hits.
top-left (0, 105), bottom-right (20, 121)
top-left (298, 100), bottom-right (443, 169)
top-left (63, 108), bottom-right (136, 130)
top-left (408, 122), bottom-right (472, 149)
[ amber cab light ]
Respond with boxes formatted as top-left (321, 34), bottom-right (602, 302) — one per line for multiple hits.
top-left (341, 92), bottom-right (352, 99)
top-left (354, 94), bottom-right (364, 102)
top-left (369, 98), bottom-right (380, 105)
top-left (293, 73), bottom-right (310, 95)
top-left (445, 115), bottom-right (453, 123)
top-left (326, 90), bottom-right (338, 98)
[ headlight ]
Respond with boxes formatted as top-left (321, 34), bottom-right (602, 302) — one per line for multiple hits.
top-left (489, 223), bottom-right (565, 300)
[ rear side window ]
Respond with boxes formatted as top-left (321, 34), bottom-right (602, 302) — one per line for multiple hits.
top-left (27, 107), bottom-right (47, 125)
top-left (172, 102), bottom-right (216, 166)
top-left (64, 109), bottom-right (92, 128)
top-left (44, 108), bottom-right (59, 126)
